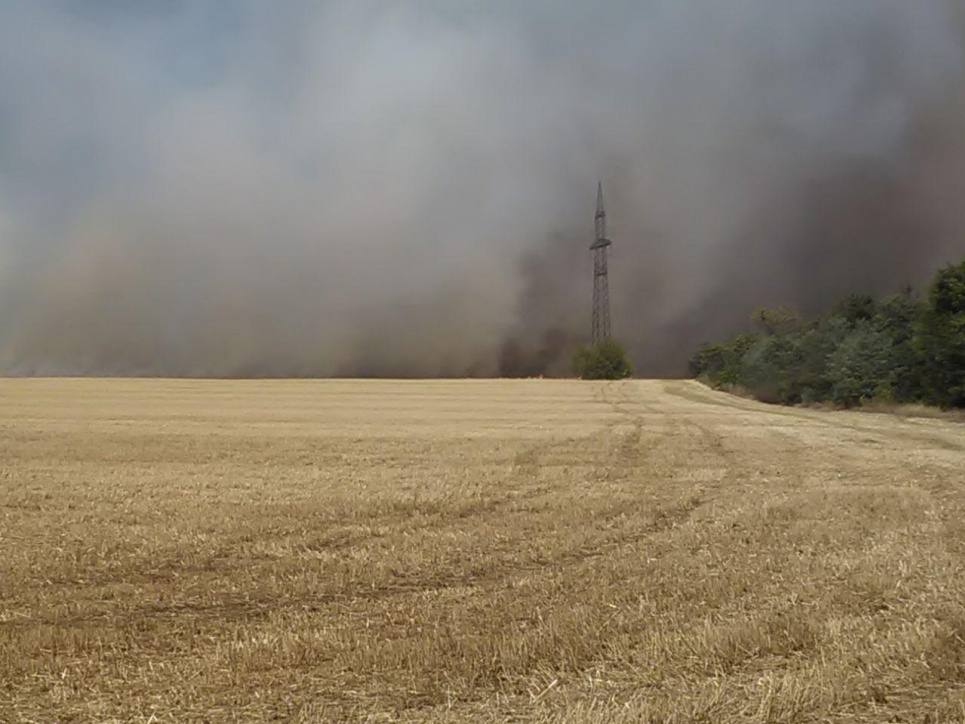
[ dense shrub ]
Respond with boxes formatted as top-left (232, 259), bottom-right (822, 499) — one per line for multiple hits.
top-left (740, 334), bottom-right (804, 404)
top-left (827, 322), bottom-right (893, 406)
top-left (690, 258), bottom-right (965, 409)
top-left (573, 339), bottom-right (633, 380)
top-left (918, 262), bottom-right (965, 408)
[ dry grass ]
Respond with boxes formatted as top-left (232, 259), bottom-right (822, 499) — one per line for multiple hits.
top-left (2, 378), bottom-right (964, 723)
top-left (707, 380), bottom-right (965, 423)
top-left (853, 399), bottom-right (965, 424)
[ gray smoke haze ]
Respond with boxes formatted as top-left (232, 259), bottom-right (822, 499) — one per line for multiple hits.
top-left (1, 1), bottom-right (964, 377)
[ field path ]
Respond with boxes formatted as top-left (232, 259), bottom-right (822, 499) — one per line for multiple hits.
top-left (1, 378), bottom-right (964, 722)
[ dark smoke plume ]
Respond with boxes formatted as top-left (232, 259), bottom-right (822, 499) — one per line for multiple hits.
top-left (1, 1), bottom-right (964, 377)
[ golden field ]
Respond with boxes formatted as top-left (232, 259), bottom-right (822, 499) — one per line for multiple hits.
top-left (1, 378), bottom-right (964, 723)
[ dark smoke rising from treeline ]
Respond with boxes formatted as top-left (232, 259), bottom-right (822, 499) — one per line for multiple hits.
top-left (1, 1), bottom-right (964, 378)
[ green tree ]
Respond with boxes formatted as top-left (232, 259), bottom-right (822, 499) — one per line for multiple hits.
top-left (917, 261), bottom-right (965, 408)
top-left (833, 293), bottom-right (877, 327)
top-left (689, 334), bottom-right (759, 387)
top-left (751, 306), bottom-right (801, 336)
top-left (688, 343), bottom-right (728, 379)
top-left (689, 257), bottom-right (965, 409)
top-left (828, 321), bottom-right (893, 406)
top-left (573, 339), bottom-right (633, 380)
top-left (793, 315), bottom-right (851, 403)
top-left (738, 334), bottom-right (804, 404)
top-left (872, 288), bottom-right (923, 402)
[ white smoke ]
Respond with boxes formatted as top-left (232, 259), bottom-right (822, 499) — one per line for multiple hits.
top-left (0, 1), bottom-right (963, 375)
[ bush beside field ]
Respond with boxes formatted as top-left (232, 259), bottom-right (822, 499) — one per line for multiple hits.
top-left (690, 258), bottom-right (965, 409)
top-left (572, 339), bottom-right (633, 380)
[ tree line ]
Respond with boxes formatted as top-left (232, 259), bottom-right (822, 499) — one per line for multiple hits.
top-left (689, 258), bottom-right (965, 409)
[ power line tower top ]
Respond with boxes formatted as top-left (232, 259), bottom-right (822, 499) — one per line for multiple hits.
top-left (590, 182), bottom-right (612, 345)
top-left (591, 182), bottom-right (612, 251)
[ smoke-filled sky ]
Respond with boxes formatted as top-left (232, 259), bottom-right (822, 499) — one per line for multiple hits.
top-left (1, 1), bottom-right (964, 377)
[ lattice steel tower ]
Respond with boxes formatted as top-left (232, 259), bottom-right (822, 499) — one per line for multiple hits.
top-left (590, 182), bottom-right (612, 344)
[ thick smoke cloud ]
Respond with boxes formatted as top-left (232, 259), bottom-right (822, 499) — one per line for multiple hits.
top-left (0, 1), bottom-right (963, 377)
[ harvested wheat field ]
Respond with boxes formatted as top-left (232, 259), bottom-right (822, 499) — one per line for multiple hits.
top-left (2, 379), bottom-right (965, 723)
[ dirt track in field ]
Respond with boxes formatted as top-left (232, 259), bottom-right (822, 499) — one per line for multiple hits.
top-left (1, 379), bottom-right (964, 722)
